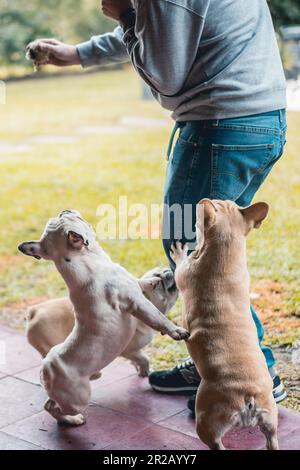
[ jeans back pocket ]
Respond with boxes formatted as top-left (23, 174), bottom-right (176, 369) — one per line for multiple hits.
top-left (211, 143), bottom-right (275, 201)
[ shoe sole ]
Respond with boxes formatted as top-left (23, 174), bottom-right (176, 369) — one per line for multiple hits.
top-left (150, 384), bottom-right (198, 394)
top-left (152, 383), bottom-right (288, 403)
top-left (273, 383), bottom-right (288, 403)
top-left (187, 393), bottom-right (288, 419)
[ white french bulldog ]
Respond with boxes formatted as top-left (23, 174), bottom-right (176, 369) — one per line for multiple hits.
top-left (26, 266), bottom-right (179, 378)
top-left (19, 210), bottom-right (189, 426)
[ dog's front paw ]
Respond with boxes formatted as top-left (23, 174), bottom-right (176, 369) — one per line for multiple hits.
top-left (137, 364), bottom-right (150, 377)
top-left (170, 327), bottom-right (190, 341)
top-left (58, 413), bottom-right (86, 427)
top-left (170, 241), bottom-right (188, 264)
top-left (44, 399), bottom-right (86, 427)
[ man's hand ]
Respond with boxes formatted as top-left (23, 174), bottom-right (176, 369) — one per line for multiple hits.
top-left (38, 39), bottom-right (81, 67)
top-left (102, 0), bottom-right (133, 21)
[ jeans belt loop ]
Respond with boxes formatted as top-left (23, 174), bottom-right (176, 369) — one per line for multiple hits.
top-left (166, 122), bottom-right (181, 161)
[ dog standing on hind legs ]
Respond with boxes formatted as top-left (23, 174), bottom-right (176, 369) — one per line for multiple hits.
top-left (26, 266), bottom-right (179, 378)
top-left (170, 199), bottom-right (279, 450)
top-left (18, 210), bottom-right (189, 427)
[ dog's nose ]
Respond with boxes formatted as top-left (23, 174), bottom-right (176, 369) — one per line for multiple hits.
top-left (18, 242), bottom-right (42, 260)
top-left (18, 243), bottom-right (26, 254)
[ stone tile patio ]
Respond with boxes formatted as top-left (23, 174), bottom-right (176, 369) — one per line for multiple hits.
top-left (0, 325), bottom-right (299, 450)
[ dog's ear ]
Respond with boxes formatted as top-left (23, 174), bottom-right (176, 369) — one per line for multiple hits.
top-left (67, 230), bottom-right (89, 249)
top-left (18, 241), bottom-right (43, 260)
top-left (240, 202), bottom-right (269, 229)
top-left (197, 199), bottom-right (217, 231)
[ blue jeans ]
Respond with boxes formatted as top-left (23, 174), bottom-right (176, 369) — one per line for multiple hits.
top-left (163, 110), bottom-right (287, 369)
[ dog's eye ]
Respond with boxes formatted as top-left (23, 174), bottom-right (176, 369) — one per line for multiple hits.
top-left (64, 257), bottom-right (71, 263)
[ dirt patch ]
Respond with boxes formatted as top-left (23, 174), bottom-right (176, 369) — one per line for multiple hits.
top-left (248, 279), bottom-right (300, 411)
top-left (275, 347), bottom-right (300, 413)
top-left (0, 255), bottom-right (22, 273)
top-left (251, 279), bottom-right (300, 346)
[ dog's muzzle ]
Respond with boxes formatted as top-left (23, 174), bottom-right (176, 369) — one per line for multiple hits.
top-left (18, 242), bottom-right (41, 260)
top-left (161, 269), bottom-right (177, 293)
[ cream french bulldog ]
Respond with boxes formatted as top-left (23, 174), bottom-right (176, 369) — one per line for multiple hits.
top-left (170, 199), bottom-right (278, 451)
top-left (19, 210), bottom-right (189, 426)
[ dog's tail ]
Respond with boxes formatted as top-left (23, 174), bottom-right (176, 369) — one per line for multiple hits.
top-left (26, 306), bottom-right (37, 322)
top-left (232, 396), bottom-right (259, 428)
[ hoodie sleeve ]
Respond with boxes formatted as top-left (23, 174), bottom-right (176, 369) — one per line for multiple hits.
top-left (120, 1), bottom-right (205, 96)
top-left (76, 26), bottom-right (129, 68)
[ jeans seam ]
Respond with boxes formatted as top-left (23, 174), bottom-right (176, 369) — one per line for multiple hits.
top-left (257, 147), bottom-right (277, 174)
top-left (178, 137), bottom-right (200, 148)
top-left (212, 143), bottom-right (274, 151)
top-left (210, 145), bottom-right (218, 198)
top-left (211, 143), bottom-right (275, 173)
top-left (182, 146), bottom-right (200, 204)
top-left (208, 124), bottom-right (282, 136)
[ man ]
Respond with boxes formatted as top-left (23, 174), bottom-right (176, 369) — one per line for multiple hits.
top-left (39, 0), bottom-right (287, 412)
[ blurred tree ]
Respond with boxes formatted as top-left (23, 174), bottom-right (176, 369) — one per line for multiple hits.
top-left (268, 0), bottom-right (300, 29)
top-left (0, 0), bottom-right (115, 66)
top-left (0, 5), bottom-right (51, 66)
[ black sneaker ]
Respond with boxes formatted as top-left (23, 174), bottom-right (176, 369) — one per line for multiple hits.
top-left (187, 366), bottom-right (287, 417)
top-left (149, 358), bottom-right (200, 394)
top-left (270, 366), bottom-right (288, 403)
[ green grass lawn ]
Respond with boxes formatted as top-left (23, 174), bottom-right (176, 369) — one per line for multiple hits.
top-left (0, 68), bottom-right (299, 387)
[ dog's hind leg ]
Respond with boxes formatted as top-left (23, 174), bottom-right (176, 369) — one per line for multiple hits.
top-left (258, 406), bottom-right (279, 450)
top-left (196, 414), bottom-right (227, 450)
top-left (122, 327), bottom-right (152, 376)
top-left (264, 430), bottom-right (279, 451)
top-left (122, 350), bottom-right (150, 377)
top-left (195, 387), bottom-right (229, 450)
top-left (42, 359), bottom-right (90, 425)
top-left (211, 441), bottom-right (226, 451)
top-left (44, 399), bottom-right (86, 427)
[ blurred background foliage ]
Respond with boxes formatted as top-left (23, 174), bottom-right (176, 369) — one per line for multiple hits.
top-left (0, 0), bottom-right (115, 67)
top-left (0, 0), bottom-right (300, 68)
top-left (268, 0), bottom-right (300, 30)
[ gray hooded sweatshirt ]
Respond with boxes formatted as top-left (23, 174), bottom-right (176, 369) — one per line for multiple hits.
top-left (77, 0), bottom-right (286, 121)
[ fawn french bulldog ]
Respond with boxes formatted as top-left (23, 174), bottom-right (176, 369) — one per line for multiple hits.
top-left (170, 199), bottom-right (278, 450)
